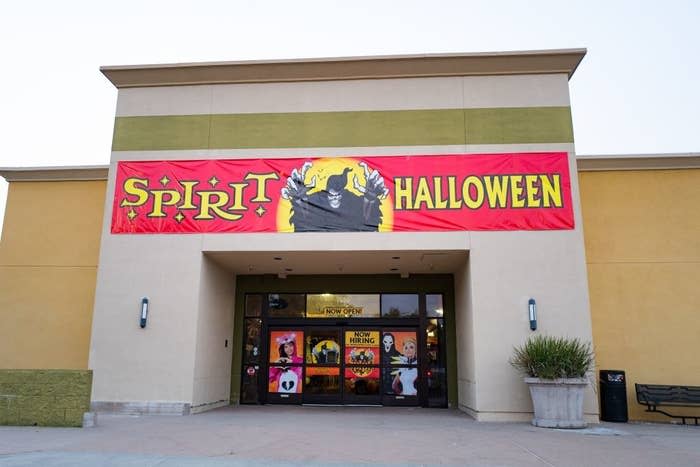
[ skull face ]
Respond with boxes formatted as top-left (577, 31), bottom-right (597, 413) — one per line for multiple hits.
top-left (383, 334), bottom-right (394, 352)
top-left (327, 189), bottom-right (342, 209)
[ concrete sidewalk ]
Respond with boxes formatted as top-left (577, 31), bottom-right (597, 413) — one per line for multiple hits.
top-left (1, 406), bottom-right (698, 466)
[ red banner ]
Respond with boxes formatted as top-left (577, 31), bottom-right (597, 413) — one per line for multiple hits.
top-left (111, 152), bottom-right (574, 234)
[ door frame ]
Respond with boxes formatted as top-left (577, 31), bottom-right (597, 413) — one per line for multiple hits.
top-left (265, 324), bottom-right (422, 406)
top-left (302, 326), bottom-right (343, 404)
top-left (234, 276), bottom-right (455, 408)
top-left (341, 326), bottom-right (383, 405)
top-left (266, 326), bottom-right (304, 404)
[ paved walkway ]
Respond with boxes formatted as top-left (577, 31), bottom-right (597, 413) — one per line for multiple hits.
top-left (1, 406), bottom-right (699, 466)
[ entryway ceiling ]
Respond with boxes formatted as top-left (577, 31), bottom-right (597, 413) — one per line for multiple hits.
top-left (205, 250), bottom-right (467, 276)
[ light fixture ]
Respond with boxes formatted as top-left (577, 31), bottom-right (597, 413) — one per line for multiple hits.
top-left (400, 272), bottom-right (409, 279)
top-left (528, 298), bottom-right (537, 331)
top-left (277, 273), bottom-right (287, 279)
top-left (140, 297), bottom-right (149, 328)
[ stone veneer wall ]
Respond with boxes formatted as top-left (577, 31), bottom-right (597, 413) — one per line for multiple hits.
top-left (0, 370), bottom-right (92, 427)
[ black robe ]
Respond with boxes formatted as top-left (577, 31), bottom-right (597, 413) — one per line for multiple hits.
top-left (289, 191), bottom-right (382, 232)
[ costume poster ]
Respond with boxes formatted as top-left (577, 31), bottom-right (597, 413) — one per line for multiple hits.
top-left (381, 331), bottom-right (418, 365)
top-left (344, 331), bottom-right (379, 366)
top-left (344, 367), bottom-right (380, 379)
top-left (345, 330), bottom-right (379, 379)
top-left (306, 367), bottom-right (340, 377)
top-left (305, 334), bottom-right (341, 364)
top-left (268, 331), bottom-right (303, 394)
top-left (111, 152), bottom-right (574, 234)
top-left (384, 366), bottom-right (419, 396)
top-left (382, 331), bottom-right (418, 396)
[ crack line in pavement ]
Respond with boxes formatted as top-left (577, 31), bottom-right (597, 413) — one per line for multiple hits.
top-left (510, 439), bottom-right (557, 467)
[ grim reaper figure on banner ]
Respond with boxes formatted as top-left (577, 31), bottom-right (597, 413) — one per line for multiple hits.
top-left (281, 161), bottom-right (389, 232)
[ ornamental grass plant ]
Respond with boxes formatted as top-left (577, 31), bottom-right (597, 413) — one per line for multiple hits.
top-left (510, 335), bottom-right (593, 379)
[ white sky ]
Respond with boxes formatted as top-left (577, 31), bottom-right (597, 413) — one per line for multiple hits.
top-left (0, 0), bottom-right (698, 235)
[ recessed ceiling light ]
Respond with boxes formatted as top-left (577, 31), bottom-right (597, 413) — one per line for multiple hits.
top-left (273, 257), bottom-right (282, 261)
top-left (285, 268), bottom-right (293, 272)
top-left (392, 256), bottom-right (400, 260)
top-left (390, 268), bottom-right (399, 271)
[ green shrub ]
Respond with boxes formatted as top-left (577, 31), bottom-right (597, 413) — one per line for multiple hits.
top-left (510, 335), bottom-right (593, 379)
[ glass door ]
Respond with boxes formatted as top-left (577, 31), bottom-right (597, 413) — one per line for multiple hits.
top-left (265, 325), bottom-right (421, 406)
top-left (343, 328), bottom-right (381, 404)
top-left (303, 328), bottom-right (342, 404)
top-left (267, 329), bottom-right (305, 404)
top-left (381, 329), bottom-right (420, 406)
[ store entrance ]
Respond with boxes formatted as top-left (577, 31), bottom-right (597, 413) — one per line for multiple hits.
top-left (267, 326), bottom-right (419, 405)
top-left (239, 289), bottom-right (449, 408)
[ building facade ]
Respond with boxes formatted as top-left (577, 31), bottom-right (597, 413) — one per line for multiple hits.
top-left (1, 50), bottom-right (698, 424)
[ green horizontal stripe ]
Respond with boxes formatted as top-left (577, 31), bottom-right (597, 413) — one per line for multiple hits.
top-left (466, 107), bottom-right (573, 144)
top-left (112, 107), bottom-right (572, 151)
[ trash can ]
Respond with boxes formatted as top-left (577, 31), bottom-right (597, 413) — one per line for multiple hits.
top-left (599, 370), bottom-right (628, 422)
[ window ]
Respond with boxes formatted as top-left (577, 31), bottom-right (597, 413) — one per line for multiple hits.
top-left (381, 294), bottom-right (419, 318)
top-left (245, 294), bottom-right (262, 317)
top-left (267, 294), bottom-right (305, 317)
top-left (306, 294), bottom-right (380, 318)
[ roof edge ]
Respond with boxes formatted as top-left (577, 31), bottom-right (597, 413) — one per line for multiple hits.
top-left (0, 165), bottom-right (109, 182)
top-left (101, 48), bottom-right (587, 89)
top-left (3, 153), bottom-right (695, 181)
top-left (577, 153), bottom-right (700, 171)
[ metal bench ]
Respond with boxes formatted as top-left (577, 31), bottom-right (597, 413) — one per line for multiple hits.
top-left (635, 384), bottom-right (700, 425)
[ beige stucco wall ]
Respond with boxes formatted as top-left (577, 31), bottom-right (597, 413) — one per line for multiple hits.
top-left (454, 258), bottom-right (477, 413)
top-left (580, 168), bottom-right (700, 422)
top-left (88, 228), bottom-right (203, 404)
top-left (191, 256), bottom-right (235, 412)
top-left (90, 71), bottom-right (595, 419)
top-left (468, 230), bottom-right (596, 421)
top-left (114, 74), bottom-right (571, 116)
top-left (0, 180), bottom-right (105, 369)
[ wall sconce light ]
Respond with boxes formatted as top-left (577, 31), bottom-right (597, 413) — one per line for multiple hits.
top-left (528, 298), bottom-right (537, 331)
top-left (140, 297), bottom-right (149, 328)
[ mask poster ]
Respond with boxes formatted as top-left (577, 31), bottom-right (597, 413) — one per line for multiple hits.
top-left (268, 331), bottom-right (303, 394)
top-left (382, 331), bottom-right (418, 397)
top-left (111, 152), bottom-right (574, 234)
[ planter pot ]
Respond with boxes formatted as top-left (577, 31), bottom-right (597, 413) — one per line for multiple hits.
top-left (524, 377), bottom-right (588, 428)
